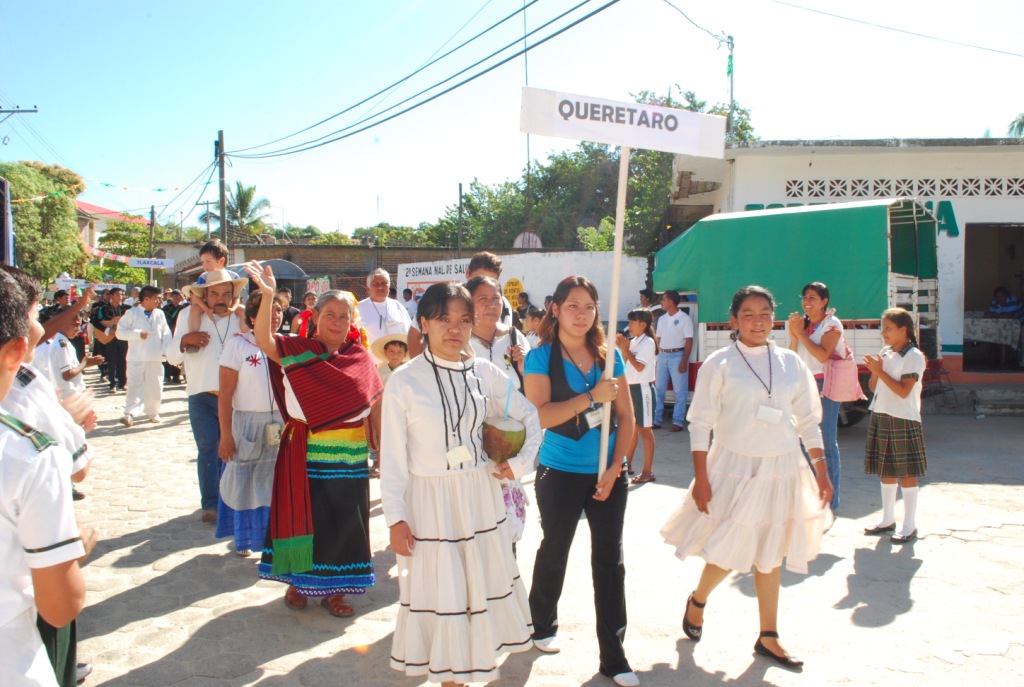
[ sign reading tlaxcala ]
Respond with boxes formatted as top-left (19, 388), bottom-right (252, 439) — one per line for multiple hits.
top-left (520, 86), bottom-right (726, 157)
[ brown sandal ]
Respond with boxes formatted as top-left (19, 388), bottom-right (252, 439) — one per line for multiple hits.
top-left (284, 585), bottom-right (307, 610)
top-left (320, 594), bottom-right (354, 617)
top-left (631, 473), bottom-right (656, 484)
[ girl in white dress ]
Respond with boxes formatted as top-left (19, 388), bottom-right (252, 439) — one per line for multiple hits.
top-left (660, 285), bottom-right (833, 669)
top-left (381, 282), bottom-right (542, 686)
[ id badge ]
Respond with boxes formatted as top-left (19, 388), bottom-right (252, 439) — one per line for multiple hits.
top-left (581, 407), bottom-right (603, 433)
top-left (446, 444), bottom-right (473, 469)
top-left (756, 404), bottom-right (784, 425)
top-left (265, 423), bottom-right (283, 446)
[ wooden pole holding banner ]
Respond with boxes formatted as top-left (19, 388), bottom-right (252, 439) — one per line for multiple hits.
top-left (597, 146), bottom-right (630, 473)
top-left (517, 86), bottom-right (725, 474)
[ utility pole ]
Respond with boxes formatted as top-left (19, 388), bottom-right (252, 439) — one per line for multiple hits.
top-left (216, 130), bottom-right (227, 245)
top-left (726, 35), bottom-right (735, 140)
top-left (0, 106), bottom-right (38, 127)
top-left (198, 201), bottom-right (215, 240)
top-left (457, 183), bottom-right (463, 259)
top-left (149, 205), bottom-right (156, 284)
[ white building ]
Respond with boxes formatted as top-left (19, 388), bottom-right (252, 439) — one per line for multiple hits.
top-left (670, 138), bottom-right (1024, 382)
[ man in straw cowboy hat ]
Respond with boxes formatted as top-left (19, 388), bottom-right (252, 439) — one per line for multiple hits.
top-left (166, 269), bottom-right (248, 523)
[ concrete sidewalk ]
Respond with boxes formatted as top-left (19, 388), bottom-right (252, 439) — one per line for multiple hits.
top-left (73, 372), bottom-right (1024, 686)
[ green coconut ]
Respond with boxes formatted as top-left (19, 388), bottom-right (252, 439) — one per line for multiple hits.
top-left (481, 418), bottom-right (526, 463)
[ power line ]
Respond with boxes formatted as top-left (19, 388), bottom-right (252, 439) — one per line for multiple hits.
top-left (231, 0), bottom-right (541, 154)
top-left (771, 0), bottom-right (1024, 59)
top-left (148, 162), bottom-right (214, 222)
top-left (232, 0), bottom-right (619, 160)
top-left (660, 0), bottom-right (727, 44)
top-left (353, 0), bottom-right (502, 127)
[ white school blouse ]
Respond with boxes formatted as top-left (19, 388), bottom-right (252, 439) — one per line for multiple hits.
top-left (380, 351), bottom-right (542, 527)
top-left (869, 345), bottom-right (926, 423)
top-left (687, 341), bottom-right (823, 456)
top-left (626, 334), bottom-right (657, 385)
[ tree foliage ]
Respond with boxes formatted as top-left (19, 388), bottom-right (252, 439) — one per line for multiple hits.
top-left (88, 218), bottom-right (156, 285)
top-left (198, 181), bottom-right (272, 239)
top-left (577, 217), bottom-right (616, 251)
top-left (1009, 114), bottom-right (1024, 138)
top-left (0, 160), bottom-right (89, 283)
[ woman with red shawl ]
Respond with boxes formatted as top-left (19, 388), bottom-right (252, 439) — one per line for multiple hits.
top-left (245, 261), bottom-right (383, 618)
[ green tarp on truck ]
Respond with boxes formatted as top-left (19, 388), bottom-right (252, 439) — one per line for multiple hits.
top-left (652, 198), bottom-right (937, 321)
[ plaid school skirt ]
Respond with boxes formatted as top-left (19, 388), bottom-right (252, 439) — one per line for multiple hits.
top-left (864, 412), bottom-right (927, 478)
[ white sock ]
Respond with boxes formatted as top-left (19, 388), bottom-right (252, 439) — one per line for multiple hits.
top-left (879, 483), bottom-right (898, 527)
top-left (900, 486), bottom-right (919, 536)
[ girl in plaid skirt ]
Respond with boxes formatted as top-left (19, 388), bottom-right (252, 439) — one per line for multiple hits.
top-left (862, 308), bottom-right (927, 544)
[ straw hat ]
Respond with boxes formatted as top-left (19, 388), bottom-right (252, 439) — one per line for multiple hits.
top-left (371, 333), bottom-right (410, 362)
top-left (182, 269), bottom-right (248, 298)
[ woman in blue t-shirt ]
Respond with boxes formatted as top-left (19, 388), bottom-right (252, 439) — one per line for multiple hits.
top-left (523, 276), bottom-right (638, 687)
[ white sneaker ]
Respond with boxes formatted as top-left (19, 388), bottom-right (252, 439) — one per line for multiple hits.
top-left (120, 415), bottom-right (132, 427)
top-left (149, 415), bottom-right (162, 423)
top-left (77, 661), bottom-right (93, 683)
top-left (533, 636), bottom-right (561, 653)
top-left (611, 671), bottom-right (640, 687)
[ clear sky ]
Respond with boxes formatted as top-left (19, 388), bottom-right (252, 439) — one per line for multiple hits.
top-left (1, 0), bottom-right (1020, 236)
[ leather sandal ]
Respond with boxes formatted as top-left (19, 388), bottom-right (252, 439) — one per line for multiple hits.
top-left (891, 529), bottom-right (918, 544)
top-left (631, 473), bottom-right (656, 484)
top-left (321, 594), bottom-right (354, 618)
top-left (754, 631), bottom-right (803, 669)
top-left (284, 585), bottom-right (308, 611)
top-left (683, 593), bottom-right (705, 641)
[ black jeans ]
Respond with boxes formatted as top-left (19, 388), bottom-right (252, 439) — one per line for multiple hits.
top-left (105, 338), bottom-right (128, 388)
top-left (529, 464), bottom-right (631, 676)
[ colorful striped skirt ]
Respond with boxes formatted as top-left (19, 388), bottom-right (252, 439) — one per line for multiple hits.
top-left (864, 412), bottom-right (928, 478)
top-left (258, 424), bottom-right (374, 596)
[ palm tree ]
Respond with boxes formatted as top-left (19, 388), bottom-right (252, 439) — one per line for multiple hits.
top-left (198, 181), bottom-right (272, 241)
top-left (1009, 114), bottom-right (1024, 138)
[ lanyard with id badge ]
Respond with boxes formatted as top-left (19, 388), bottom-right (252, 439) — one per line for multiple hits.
top-left (735, 343), bottom-right (783, 425)
top-left (427, 353), bottom-right (479, 470)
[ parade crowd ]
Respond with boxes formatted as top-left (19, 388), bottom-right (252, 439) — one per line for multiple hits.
top-left (2, 245), bottom-right (935, 687)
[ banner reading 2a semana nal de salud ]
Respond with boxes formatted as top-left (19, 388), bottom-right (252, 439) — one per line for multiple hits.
top-left (520, 87), bottom-right (726, 158)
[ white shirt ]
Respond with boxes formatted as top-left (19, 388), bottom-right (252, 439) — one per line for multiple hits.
top-left (357, 297), bottom-right (411, 346)
top-left (31, 341), bottom-right (54, 388)
top-left (380, 351), bottom-right (541, 527)
top-left (403, 298), bottom-right (418, 321)
top-left (1, 365), bottom-right (92, 476)
top-left (49, 333), bottom-right (86, 399)
top-left (792, 313), bottom-right (844, 376)
top-left (116, 306), bottom-right (172, 362)
top-left (656, 308), bottom-right (694, 351)
top-left (626, 334), bottom-right (657, 385)
top-left (0, 417), bottom-right (84, 687)
top-left (468, 328), bottom-right (533, 390)
top-left (687, 341), bottom-right (823, 456)
top-left (220, 334), bottom-right (276, 413)
top-left (869, 345), bottom-right (926, 423)
top-left (166, 305), bottom-right (242, 396)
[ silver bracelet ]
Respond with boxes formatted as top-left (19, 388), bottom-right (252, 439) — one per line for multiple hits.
top-left (811, 456), bottom-right (825, 464)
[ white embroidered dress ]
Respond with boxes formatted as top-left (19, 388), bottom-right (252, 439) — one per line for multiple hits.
top-left (661, 341), bottom-right (833, 574)
top-left (381, 350), bottom-right (541, 683)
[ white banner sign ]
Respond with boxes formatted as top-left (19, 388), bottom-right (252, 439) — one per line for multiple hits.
top-left (520, 87), bottom-right (726, 157)
top-left (55, 278), bottom-right (125, 292)
top-left (129, 257), bottom-right (175, 269)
